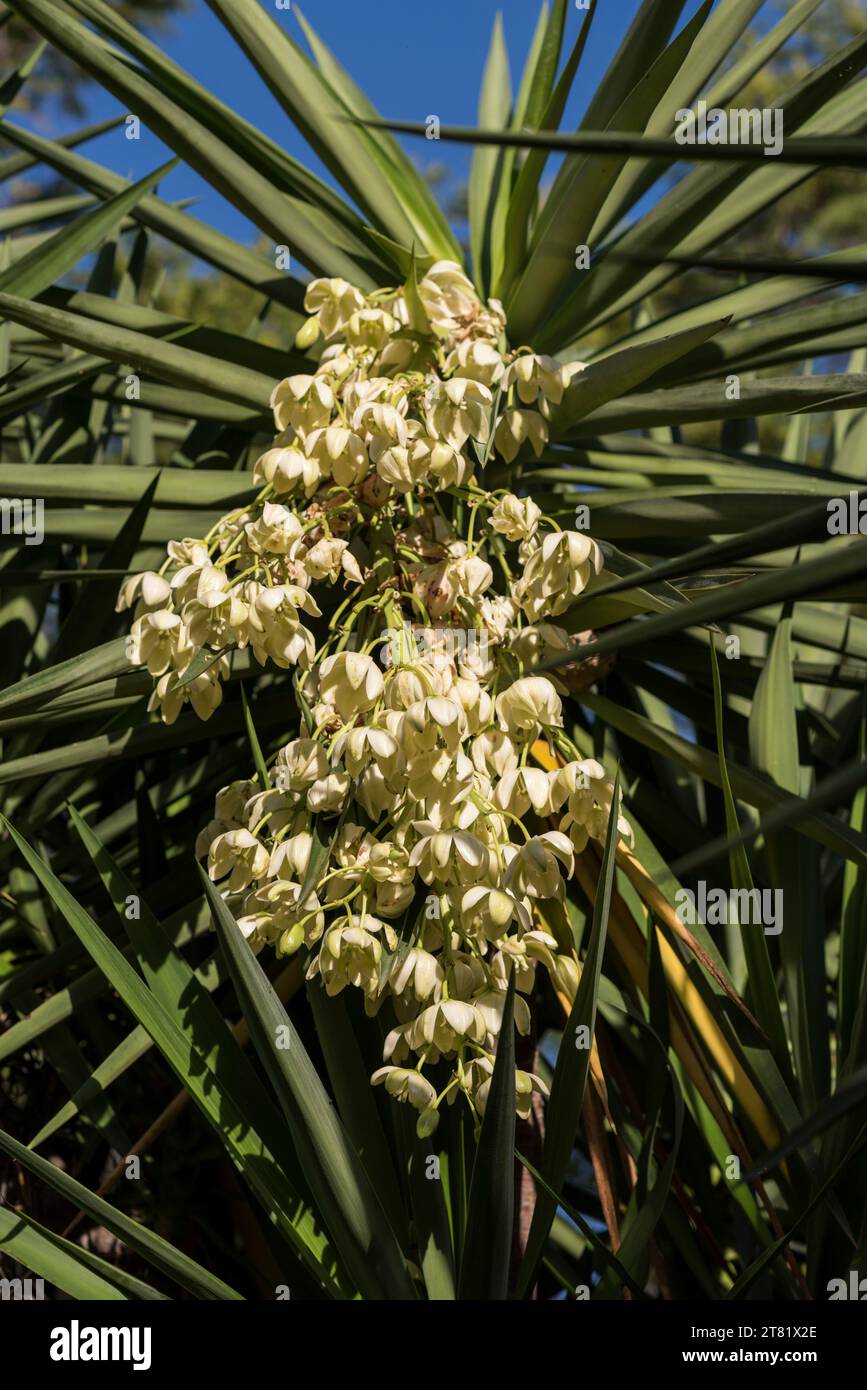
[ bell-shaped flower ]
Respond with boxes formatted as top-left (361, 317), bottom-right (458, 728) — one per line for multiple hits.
top-left (507, 623), bottom-right (574, 681)
top-left (471, 727), bottom-right (519, 779)
top-left (371, 1066), bottom-right (437, 1112)
top-left (130, 609), bottom-right (190, 677)
top-left (460, 884), bottom-right (530, 941)
top-left (307, 768), bottom-right (350, 813)
top-left (495, 675), bottom-right (563, 735)
top-left (252, 878), bottom-right (324, 949)
top-left (268, 830), bottom-right (313, 882)
top-left (245, 501), bottom-right (305, 555)
top-left (169, 556), bottom-right (228, 608)
top-left (473, 988), bottom-right (531, 1042)
top-left (376, 436), bottom-right (432, 490)
top-left (444, 338), bottom-right (506, 386)
top-left (148, 660), bottom-right (226, 725)
top-left (318, 651), bottom-right (384, 722)
top-left (250, 585), bottom-right (320, 669)
top-left (424, 377), bottom-right (492, 450)
top-left (409, 822), bottom-right (488, 887)
top-left (373, 875), bottom-right (416, 918)
top-left (116, 569), bottom-right (171, 615)
top-left (214, 779), bottom-right (259, 826)
top-left (515, 529), bottom-right (603, 620)
top-left (487, 1067), bottom-right (548, 1120)
top-left (304, 425), bottom-right (368, 488)
top-left (253, 444), bottom-right (321, 497)
top-left (303, 276), bottom-right (365, 338)
top-left (451, 674), bottom-right (493, 733)
top-left (352, 400), bottom-right (408, 452)
top-left (489, 493), bottom-right (541, 544)
top-left (550, 758), bottom-right (608, 812)
top-left (271, 738), bottom-right (326, 795)
top-left (493, 407), bottom-right (548, 464)
top-left (333, 725), bottom-right (403, 781)
top-left (494, 765), bottom-right (555, 818)
top-left (506, 352), bottom-right (569, 407)
top-left (389, 947), bottom-right (444, 1002)
top-left (344, 306), bottom-right (397, 352)
top-left (270, 374), bottom-right (335, 434)
top-left (316, 911), bottom-right (395, 1000)
top-left (298, 536), bottom-right (350, 584)
top-left (183, 588), bottom-right (248, 651)
top-left (418, 260), bottom-right (480, 337)
top-left (208, 827), bottom-right (270, 892)
top-left (416, 434), bottom-right (473, 491)
top-left (505, 831), bottom-right (574, 899)
top-left (406, 998), bottom-right (487, 1053)
top-left (243, 785), bottom-right (295, 836)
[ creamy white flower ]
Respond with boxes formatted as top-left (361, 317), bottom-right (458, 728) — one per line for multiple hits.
top-left (129, 609), bottom-right (190, 677)
top-left (471, 727), bottom-right (519, 779)
top-left (303, 277), bottom-right (365, 338)
top-left (460, 884), bottom-right (530, 940)
top-left (409, 823), bottom-right (488, 887)
top-left (473, 988), bottom-right (531, 1040)
top-left (332, 724), bottom-right (403, 781)
top-left (268, 830), bottom-right (314, 881)
top-left (307, 769), bottom-right (351, 813)
top-left (183, 588), bottom-right (249, 650)
top-left (494, 766), bottom-right (555, 817)
top-left (273, 738), bottom-right (329, 792)
top-left (299, 536), bottom-right (350, 583)
top-left (249, 585), bottom-right (319, 668)
top-left (315, 912), bottom-right (395, 999)
top-left (148, 662), bottom-right (226, 725)
top-left (253, 444), bottom-right (321, 496)
top-left (494, 407), bottom-right (548, 464)
top-left (407, 998), bottom-right (487, 1052)
top-left (352, 399), bottom-right (408, 450)
top-left (169, 558), bottom-right (228, 608)
top-left (505, 831), bottom-right (574, 899)
top-left (245, 501), bottom-right (305, 555)
top-left (444, 338), bottom-right (506, 386)
top-left (424, 377), bottom-right (492, 450)
top-left (389, 947), bottom-right (443, 1002)
top-left (116, 570), bottom-right (171, 614)
top-left (495, 675), bottom-right (563, 734)
top-left (506, 352), bottom-right (569, 407)
top-left (515, 530), bottom-right (603, 620)
top-left (344, 306), bottom-right (397, 351)
top-left (418, 260), bottom-right (480, 337)
top-left (318, 651), bottom-right (384, 722)
top-left (304, 425), bottom-right (368, 488)
top-left (489, 493), bottom-right (541, 543)
top-left (551, 758), bottom-right (607, 811)
top-left (371, 1066), bottom-right (437, 1111)
top-left (208, 828), bottom-right (270, 892)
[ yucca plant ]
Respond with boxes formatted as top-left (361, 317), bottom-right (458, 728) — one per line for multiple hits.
top-left (1, 0), bottom-right (866, 1304)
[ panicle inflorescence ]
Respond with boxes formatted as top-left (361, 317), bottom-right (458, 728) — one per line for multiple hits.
top-left (118, 260), bottom-right (630, 1133)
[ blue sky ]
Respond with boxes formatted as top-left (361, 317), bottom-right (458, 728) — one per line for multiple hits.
top-left (14, 0), bottom-right (705, 248)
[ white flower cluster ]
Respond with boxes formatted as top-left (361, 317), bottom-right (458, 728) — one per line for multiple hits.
top-left (119, 261), bottom-right (629, 1132)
